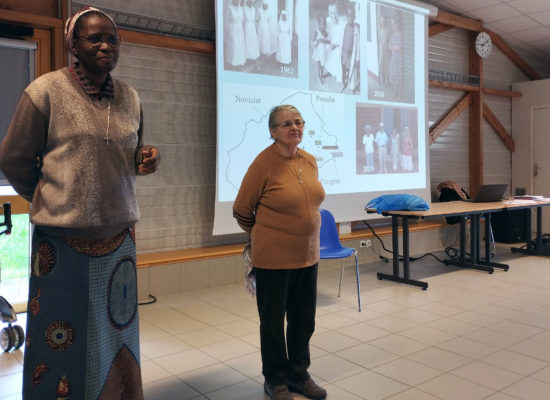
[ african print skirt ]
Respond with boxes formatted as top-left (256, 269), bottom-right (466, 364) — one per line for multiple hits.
top-left (22, 227), bottom-right (143, 400)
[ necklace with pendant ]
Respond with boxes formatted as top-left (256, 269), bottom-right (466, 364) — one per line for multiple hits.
top-left (290, 150), bottom-right (303, 184)
top-left (87, 97), bottom-right (111, 145)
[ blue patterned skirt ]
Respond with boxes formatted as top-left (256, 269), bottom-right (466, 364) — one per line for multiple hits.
top-left (22, 227), bottom-right (143, 399)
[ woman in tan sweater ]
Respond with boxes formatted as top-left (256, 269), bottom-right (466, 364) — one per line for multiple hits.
top-left (233, 105), bottom-right (326, 400)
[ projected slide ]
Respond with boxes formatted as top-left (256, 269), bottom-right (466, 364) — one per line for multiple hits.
top-left (215, 0), bottom-right (432, 234)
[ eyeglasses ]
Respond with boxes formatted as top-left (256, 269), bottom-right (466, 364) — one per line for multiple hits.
top-left (273, 119), bottom-right (305, 129)
top-left (77, 34), bottom-right (121, 47)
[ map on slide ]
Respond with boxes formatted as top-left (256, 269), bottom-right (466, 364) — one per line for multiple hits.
top-left (219, 88), bottom-right (349, 202)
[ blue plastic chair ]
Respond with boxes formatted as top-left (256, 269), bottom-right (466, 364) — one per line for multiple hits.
top-left (319, 209), bottom-right (361, 311)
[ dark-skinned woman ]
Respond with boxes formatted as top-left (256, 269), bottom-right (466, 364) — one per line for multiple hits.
top-left (0, 7), bottom-right (159, 399)
top-left (233, 105), bottom-right (327, 400)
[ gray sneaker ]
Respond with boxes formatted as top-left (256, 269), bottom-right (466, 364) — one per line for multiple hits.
top-left (264, 382), bottom-right (294, 400)
top-left (287, 378), bottom-right (327, 399)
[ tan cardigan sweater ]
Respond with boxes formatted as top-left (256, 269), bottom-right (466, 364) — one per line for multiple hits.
top-left (0, 68), bottom-right (144, 238)
top-left (233, 144), bottom-right (326, 269)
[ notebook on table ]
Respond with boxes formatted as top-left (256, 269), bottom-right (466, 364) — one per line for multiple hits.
top-left (465, 184), bottom-right (508, 203)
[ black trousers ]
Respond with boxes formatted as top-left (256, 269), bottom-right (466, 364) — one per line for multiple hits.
top-left (254, 264), bottom-right (318, 385)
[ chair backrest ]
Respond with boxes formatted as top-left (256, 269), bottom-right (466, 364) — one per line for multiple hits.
top-left (320, 209), bottom-right (342, 251)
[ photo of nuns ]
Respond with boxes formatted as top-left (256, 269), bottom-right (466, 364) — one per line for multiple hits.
top-left (223, 0), bottom-right (299, 78)
top-left (355, 103), bottom-right (418, 175)
top-left (367, 3), bottom-right (415, 104)
top-left (309, 0), bottom-right (360, 94)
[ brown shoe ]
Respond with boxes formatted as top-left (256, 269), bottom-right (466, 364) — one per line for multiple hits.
top-left (264, 382), bottom-right (294, 400)
top-left (287, 378), bottom-right (327, 399)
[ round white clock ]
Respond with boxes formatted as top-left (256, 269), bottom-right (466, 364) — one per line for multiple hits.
top-left (475, 31), bottom-right (492, 58)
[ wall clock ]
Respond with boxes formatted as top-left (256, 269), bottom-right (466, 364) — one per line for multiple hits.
top-left (475, 31), bottom-right (492, 59)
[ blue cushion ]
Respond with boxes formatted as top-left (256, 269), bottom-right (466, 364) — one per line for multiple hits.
top-left (366, 194), bottom-right (430, 214)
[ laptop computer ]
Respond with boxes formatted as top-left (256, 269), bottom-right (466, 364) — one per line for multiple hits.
top-left (466, 184), bottom-right (508, 202)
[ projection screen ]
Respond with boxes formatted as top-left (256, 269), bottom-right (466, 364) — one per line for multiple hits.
top-left (214, 0), bottom-right (437, 234)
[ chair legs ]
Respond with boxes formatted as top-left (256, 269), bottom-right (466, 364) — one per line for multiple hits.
top-left (337, 251), bottom-right (362, 312)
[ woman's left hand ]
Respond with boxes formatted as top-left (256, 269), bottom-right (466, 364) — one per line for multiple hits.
top-left (138, 146), bottom-right (160, 175)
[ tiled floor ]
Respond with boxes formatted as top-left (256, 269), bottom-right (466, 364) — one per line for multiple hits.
top-left (2, 244), bottom-right (550, 399)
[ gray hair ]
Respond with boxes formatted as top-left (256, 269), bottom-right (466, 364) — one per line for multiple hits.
top-left (268, 104), bottom-right (302, 129)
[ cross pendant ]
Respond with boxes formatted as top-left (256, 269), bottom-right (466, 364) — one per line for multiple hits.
top-left (104, 136), bottom-right (110, 145)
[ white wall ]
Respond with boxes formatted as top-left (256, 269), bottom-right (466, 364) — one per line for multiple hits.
top-left (511, 79), bottom-right (550, 195)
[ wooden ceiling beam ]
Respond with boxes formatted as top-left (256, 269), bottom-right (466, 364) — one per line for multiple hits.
top-left (483, 102), bottom-right (515, 152)
top-left (119, 29), bottom-right (214, 55)
top-left (483, 87), bottom-right (522, 98)
top-left (487, 30), bottom-right (541, 80)
top-left (429, 22), bottom-right (453, 37)
top-left (429, 92), bottom-right (473, 145)
top-left (431, 9), bottom-right (483, 32)
top-left (429, 80), bottom-right (480, 92)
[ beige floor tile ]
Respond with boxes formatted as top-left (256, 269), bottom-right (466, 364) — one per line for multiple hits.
top-left (426, 316), bottom-right (480, 335)
top-left (199, 338), bottom-right (258, 361)
top-left (508, 339), bottom-right (550, 363)
top-left (482, 392), bottom-right (523, 400)
top-left (223, 352), bottom-right (263, 379)
top-left (417, 373), bottom-right (494, 400)
top-left (373, 357), bottom-right (442, 385)
top-left (487, 320), bottom-right (544, 339)
top-left (0, 372), bottom-right (22, 398)
top-left (502, 376), bottom-right (550, 400)
top-left (315, 313), bottom-right (358, 330)
top-left (480, 349), bottom-right (549, 375)
top-left (406, 347), bottom-right (473, 372)
top-left (528, 365), bottom-right (550, 384)
top-left (307, 354), bottom-right (366, 383)
top-left (320, 383), bottom-right (363, 399)
top-left (178, 363), bottom-right (248, 394)
top-left (451, 310), bottom-right (502, 326)
top-left (310, 330), bottom-right (361, 353)
top-left (143, 376), bottom-right (200, 400)
top-left (0, 352), bottom-right (23, 377)
top-left (140, 335), bottom-right (193, 359)
top-left (215, 318), bottom-right (259, 337)
top-left (384, 388), bottom-right (442, 400)
top-left (451, 361), bottom-right (524, 390)
top-left (369, 333), bottom-right (430, 356)
top-left (367, 315), bottom-right (419, 332)
top-left (176, 327), bottom-right (232, 347)
top-left (141, 359), bottom-right (173, 384)
top-left (336, 343), bottom-right (399, 369)
top-left (333, 370), bottom-right (408, 400)
top-left (391, 308), bottom-right (442, 324)
top-left (335, 322), bottom-right (391, 342)
top-left (205, 379), bottom-right (266, 400)
top-left (464, 327), bottom-right (525, 348)
top-left (153, 348), bottom-right (218, 374)
top-left (437, 336), bottom-right (500, 359)
top-left (399, 325), bottom-right (456, 346)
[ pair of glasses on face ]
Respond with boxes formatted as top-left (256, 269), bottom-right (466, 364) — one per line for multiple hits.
top-left (274, 119), bottom-right (305, 129)
top-left (77, 34), bottom-right (121, 47)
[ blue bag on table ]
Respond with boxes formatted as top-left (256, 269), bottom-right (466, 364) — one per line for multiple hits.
top-left (366, 194), bottom-right (430, 214)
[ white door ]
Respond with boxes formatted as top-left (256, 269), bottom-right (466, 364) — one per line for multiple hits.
top-left (533, 106), bottom-right (550, 234)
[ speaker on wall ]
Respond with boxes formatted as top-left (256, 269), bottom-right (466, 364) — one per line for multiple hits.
top-left (491, 209), bottom-right (529, 244)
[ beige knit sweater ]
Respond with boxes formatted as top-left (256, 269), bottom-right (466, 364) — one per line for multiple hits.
top-left (233, 144), bottom-right (326, 269)
top-left (0, 68), bottom-right (144, 238)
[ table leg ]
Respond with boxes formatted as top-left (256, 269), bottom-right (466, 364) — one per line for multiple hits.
top-left (512, 206), bottom-right (550, 256)
top-left (377, 215), bottom-right (428, 289)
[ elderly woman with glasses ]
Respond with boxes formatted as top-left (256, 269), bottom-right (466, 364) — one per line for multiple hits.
top-left (233, 105), bottom-right (327, 400)
top-left (0, 6), bottom-right (159, 399)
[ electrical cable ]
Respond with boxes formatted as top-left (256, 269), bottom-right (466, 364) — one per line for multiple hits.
top-left (138, 294), bottom-right (157, 306)
top-left (361, 219), bottom-right (447, 265)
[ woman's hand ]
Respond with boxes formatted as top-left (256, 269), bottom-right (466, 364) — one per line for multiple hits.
top-left (137, 146), bottom-right (160, 175)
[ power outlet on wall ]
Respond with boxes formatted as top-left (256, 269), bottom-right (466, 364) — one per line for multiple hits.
top-left (360, 239), bottom-right (372, 248)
